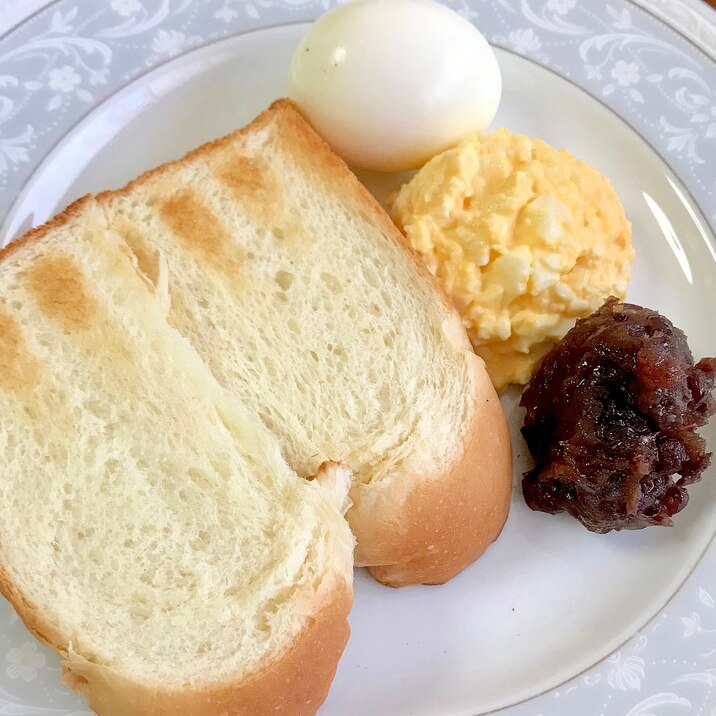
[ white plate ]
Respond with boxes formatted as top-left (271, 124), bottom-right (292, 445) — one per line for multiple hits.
top-left (1, 3), bottom-right (715, 715)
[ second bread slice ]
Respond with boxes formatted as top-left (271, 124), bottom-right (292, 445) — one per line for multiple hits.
top-left (98, 100), bottom-right (512, 586)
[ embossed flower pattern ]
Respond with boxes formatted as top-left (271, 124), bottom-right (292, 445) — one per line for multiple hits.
top-left (681, 611), bottom-right (702, 637)
top-left (47, 65), bottom-right (81, 93)
top-left (215, 5), bottom-right (239, 22)
top-left (692, 105), bottom-right (716, 140)
top-left (582, 635), bottom-right (648, 692)
top-left (6, 642), bottom-right (45, 682)
top-left (150, 29), bottom-right (187, 57)
top-left (507, 28), bottom-right (541, 54)
top-left (610, 60), bottom-right (640, 86)
top-left (546, 0), bottom-right (575, 14)
top-left (605, 650), bottom-right (645, 690)
top-left (110, 0), bottom-right (143, 16)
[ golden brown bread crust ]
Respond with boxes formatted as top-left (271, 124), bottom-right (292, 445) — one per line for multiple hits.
top-left (94, 101), bottom-right (288, 208)
top-left (0, 194), bottom-right (94, 262)
top-left (59, 581), bottom-right (352, 716)
top-left (0, 557), bottom-right (350, 716)
top-left (270, 100), bottom-right (458, 314)
top-left (0, 563), bottom-right (64, 651)
top-left (351, 355), bottom-right (513, 587)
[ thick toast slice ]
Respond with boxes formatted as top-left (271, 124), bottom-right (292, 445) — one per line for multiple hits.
top-left (98, 100), bottom-right (512, 586)
top-left (0, 198), bottom-right (354, 715)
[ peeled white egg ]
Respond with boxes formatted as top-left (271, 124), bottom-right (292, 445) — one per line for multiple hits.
top-left (288, 0), bottom-right (502, 172)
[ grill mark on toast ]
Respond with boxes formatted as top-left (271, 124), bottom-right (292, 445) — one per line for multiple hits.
top-left (27, 255), bottom-right (96, 331)
top-left (0, 308), bottom-right (39, 394)
top-left (158, 190), bottom-right (244, 273)
top-left (215, 154), bottom-right (268, 199)
top-left (212, 155), bottom-right (309, 250)
top-left (24, 253), bottom-right (136, 367)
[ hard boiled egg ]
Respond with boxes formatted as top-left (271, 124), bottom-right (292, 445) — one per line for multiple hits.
top-left (288, 0), bottom-right (502, 172)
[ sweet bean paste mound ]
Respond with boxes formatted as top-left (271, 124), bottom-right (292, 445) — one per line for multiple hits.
top-left (521, 298), bottom-right (716, 532)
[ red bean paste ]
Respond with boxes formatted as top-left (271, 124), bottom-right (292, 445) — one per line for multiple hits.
top-left (520, 298), bottom-right (716, 532)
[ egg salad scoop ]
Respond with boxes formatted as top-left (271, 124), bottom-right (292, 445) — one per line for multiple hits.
top-left (390, 129), bottom-right (634, 389)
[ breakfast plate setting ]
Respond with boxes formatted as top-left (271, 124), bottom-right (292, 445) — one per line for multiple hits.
top-left (0, 1), bottom-right (715, 715)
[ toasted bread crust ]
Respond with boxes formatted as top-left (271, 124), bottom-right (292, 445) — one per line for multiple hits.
top-left (0, 194), bottom-right (95, 261)
top-left (95, 100), bottom-right (286, 208)
top-left (0, 558), bottom-right (350, 716)
top-left (95, 99), bottom-right (452, 320)
top-left (60, 580), bottom-right (352, 716)
top-left (0, 563), bottom-right (64, 651)
top-left (352, 354), bottom-right (512, 587)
